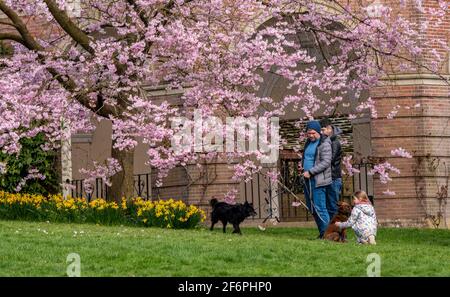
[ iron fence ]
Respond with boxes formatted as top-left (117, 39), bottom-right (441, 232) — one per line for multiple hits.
top-left (243, 160), bottom-right (374, 222)
top-left (71, 173), bottom-right (151, 201)
top-left (345, 162), bottom-right (374, 204)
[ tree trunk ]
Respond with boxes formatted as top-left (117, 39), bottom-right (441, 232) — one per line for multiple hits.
top-left (108, 146), bottom-right (135, 202)
top-left (54, 146), bottom-right (63, 192)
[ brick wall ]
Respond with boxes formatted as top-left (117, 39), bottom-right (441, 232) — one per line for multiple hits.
top-left (371, 80), bottom-right (449, 227)
top-left (367, 0), bottom-right (450, 227)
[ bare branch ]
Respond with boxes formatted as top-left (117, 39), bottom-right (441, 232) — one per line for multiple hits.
top-left (42, 0), bottom-right (94, 54)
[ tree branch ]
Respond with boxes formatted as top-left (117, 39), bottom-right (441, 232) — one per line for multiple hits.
top-left (0, 0), bottom-right (44, 50)
top-left (0, 20), bottom-right (17, 28)
top-left (0, 33), bottom-right (25, 45)
top-left (0, 0), bottom-right (114, 117)
top-left (42, 0), bottom-right (94, 55)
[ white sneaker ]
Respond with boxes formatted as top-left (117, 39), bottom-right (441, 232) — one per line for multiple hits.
top-left (368, 235), bottom-right (376, 245)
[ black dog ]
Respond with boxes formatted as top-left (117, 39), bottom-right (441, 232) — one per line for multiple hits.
top-left (210, 198), bottom-right (257, 234)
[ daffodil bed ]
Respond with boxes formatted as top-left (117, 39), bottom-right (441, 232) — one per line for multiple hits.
top-left (0, 191), bottom-right (206, 229)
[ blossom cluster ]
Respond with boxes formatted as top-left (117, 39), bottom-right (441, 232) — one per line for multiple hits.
top-left (0, 0), bottom-right (447, 196)
top-left (391, 147), bottom-right (413, 159)
top-left (342, 155), bottom-right (361, 177)
top-left (79, 158), bottom-right (122, 194)
top-left (14, 168), bottom-right (46, 192)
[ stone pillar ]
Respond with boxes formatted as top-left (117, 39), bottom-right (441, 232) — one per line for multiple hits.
top-left (61, 118), bottom-right (72, 199)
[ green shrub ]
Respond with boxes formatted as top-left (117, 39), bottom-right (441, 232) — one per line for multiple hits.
top-left (0, 133), bottom-right (59, 195)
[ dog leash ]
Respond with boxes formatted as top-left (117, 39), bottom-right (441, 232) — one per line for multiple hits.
top-left (272, 175), bottom-right (326, 223)
top-left (274, 179), bottom-right (308, 210)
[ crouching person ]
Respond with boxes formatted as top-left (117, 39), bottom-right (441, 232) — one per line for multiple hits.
top-left (335, 190), bottom-right (377, 245)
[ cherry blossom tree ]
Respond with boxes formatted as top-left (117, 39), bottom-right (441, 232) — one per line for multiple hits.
top-left (0, 0), bottom-right (448, 201)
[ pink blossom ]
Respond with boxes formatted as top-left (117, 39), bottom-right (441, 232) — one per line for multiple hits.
top-left (0, 0), bottom-right (446, 192)
top-left (292, 201), bottom-right (301, 207)
top-left (223, 189), bottom-right (238, 205)
top-left (14, 168), bottom-right (46, 192)
top-left (232, 160), bottom-right (262, 183)
top-left (387, 105), bottom-right (401, 119)
top-left (342, 155), bottom-right (361, 176)
top-left (383, 189), bottom-right (396, 196)
top-left (61, 182), bottom-right (76, 192)
top-left (266, 169), bottom-right (279, 183)
top-left (79, 158), bottom-right (122, 194)
top-left (369, 162), bottom-right (400, 184)
top-left (391, 148), bottom-right (413, 158)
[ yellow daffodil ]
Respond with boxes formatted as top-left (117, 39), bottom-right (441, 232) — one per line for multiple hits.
top-left (0, 192), bottom-right (205, 229)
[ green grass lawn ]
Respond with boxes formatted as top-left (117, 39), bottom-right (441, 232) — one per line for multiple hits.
top-left (0, 220), bottom-right (449, 276)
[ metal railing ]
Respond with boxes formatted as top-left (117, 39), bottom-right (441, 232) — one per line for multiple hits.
top-left (71, 173), bottom-right (151, 201)
top-left (344, 162), bottom-right (374, 204)
top-left (278, 158), bottom-right (309, 221)
top-left (243, 160), bottom-right (375, 222)
top-left (242, 169), bottom-right (282, 222)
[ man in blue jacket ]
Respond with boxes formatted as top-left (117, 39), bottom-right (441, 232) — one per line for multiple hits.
top-left (301, 120), bottom-right (332, 238)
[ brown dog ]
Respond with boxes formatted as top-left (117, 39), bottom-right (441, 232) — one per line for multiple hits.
top-left (324, 201), bottom-right (352, 242)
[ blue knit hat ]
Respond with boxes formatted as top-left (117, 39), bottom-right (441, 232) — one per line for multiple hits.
top-left (306, 120), bottom-right (321, 134)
